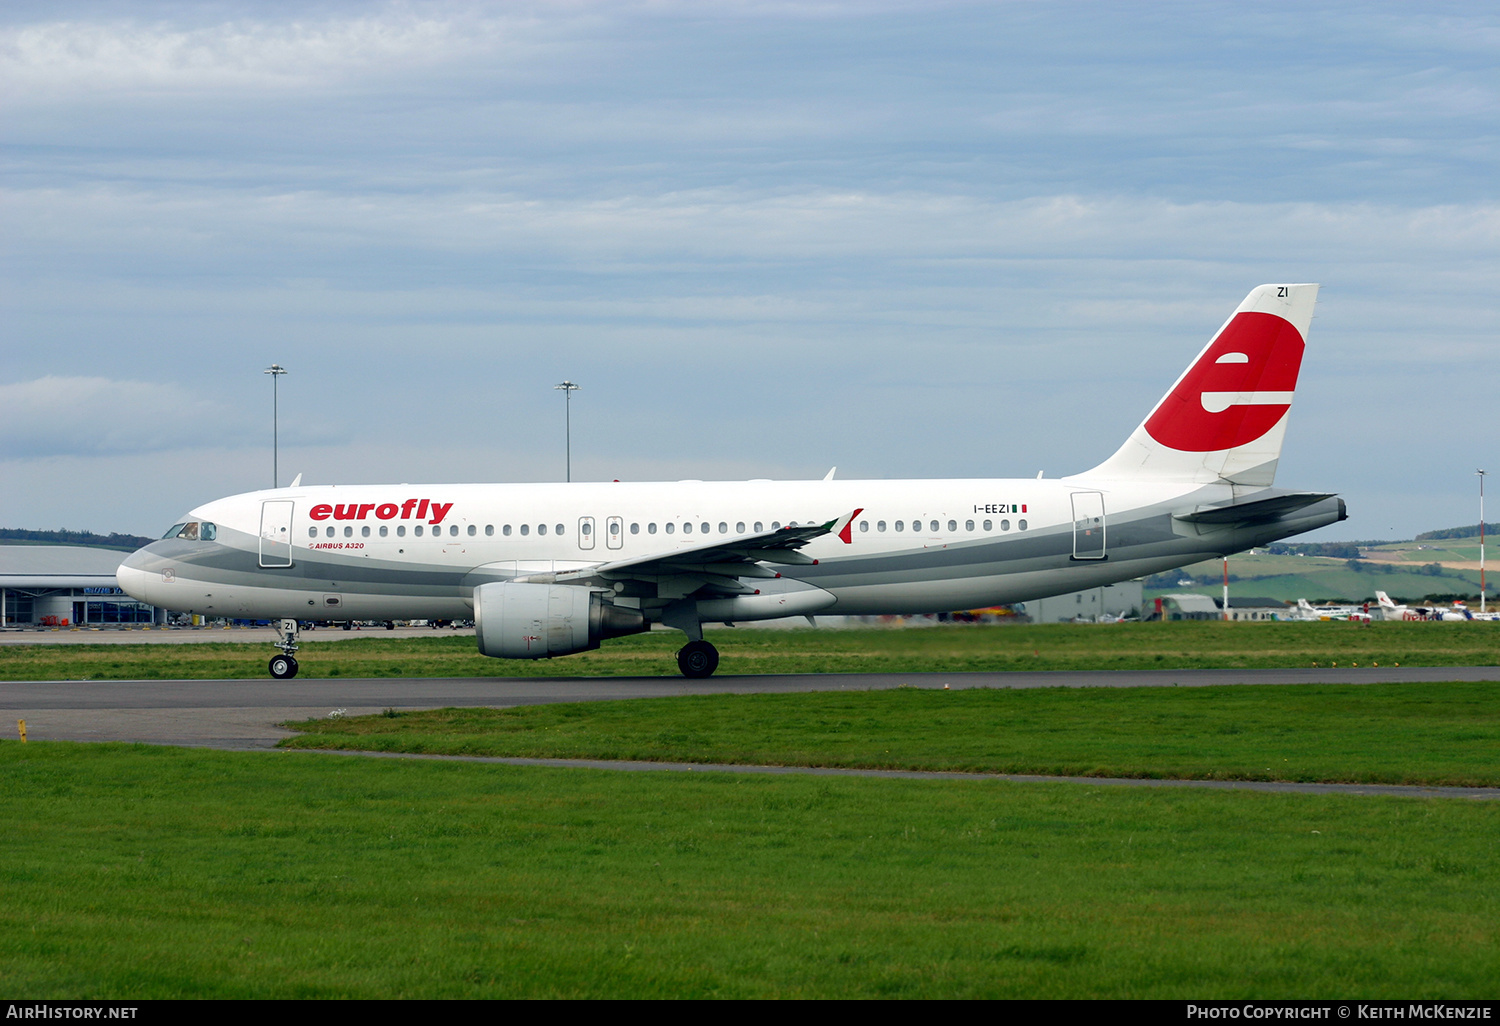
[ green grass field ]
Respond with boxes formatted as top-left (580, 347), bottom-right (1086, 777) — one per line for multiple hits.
top-left (280, 681), bottom-right (1500, 787)
top-left (1, 620), bottom-right (1496, 681)
top-left (1162, 548), bottom-right (1490, 604)
top-left (4, 742), bottom-right (1498, 999)
top-left (8, 624), bottom-right (1500, 998)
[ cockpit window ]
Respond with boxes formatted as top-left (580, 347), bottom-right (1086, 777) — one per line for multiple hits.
top-left (175, 523), bottom-right (199, 541)
top-left (200, 522), bottom-right (216, 541)
top-left (162, 523), bottom-right (186, 539)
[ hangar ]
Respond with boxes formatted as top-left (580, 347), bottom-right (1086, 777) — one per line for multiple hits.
top-left (0, 545), bottom-right (166, 627)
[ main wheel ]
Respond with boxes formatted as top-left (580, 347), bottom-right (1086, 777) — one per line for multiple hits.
top-left (269, 654), bottom-right (299, 679)
top-left (676, 640), bottom-right (719, 679)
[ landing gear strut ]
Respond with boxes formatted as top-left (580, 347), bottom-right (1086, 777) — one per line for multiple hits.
top-left (269, 618), bottom-right (301, 679)
top-left (676, 640), bottom-right (719, 678)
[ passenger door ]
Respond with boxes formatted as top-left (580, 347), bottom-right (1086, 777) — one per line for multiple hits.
top-left (1070, 492), bottom-right (1106, 560)
top-left (259, 500), bottom-right (294, 568)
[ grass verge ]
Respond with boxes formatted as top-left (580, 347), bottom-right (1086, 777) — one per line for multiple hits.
top-left (3, 742), bottom-right (1498, 998)
top-left (2, 620), bottom-right (1496, 680)
top-left (280, 682), bottom-right (1500, 787)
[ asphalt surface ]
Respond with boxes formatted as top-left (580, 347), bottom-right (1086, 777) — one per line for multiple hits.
top-left (4, 666), bottom-right (1500, 799)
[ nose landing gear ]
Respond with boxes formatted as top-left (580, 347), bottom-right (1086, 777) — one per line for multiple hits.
top-left (269, 618), bottom-right (301, 679)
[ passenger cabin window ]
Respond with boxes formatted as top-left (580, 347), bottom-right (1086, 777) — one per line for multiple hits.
top-left (503, 525), bottom-right (512, 536)
top-left (415, 525), bottom-right (424, 537)
top-left (468, 525), bottom-right (476, 536)
top-left (362, 526), bottom-right (371, 538)
top-left (683, 523), bottom-right (692, 534)
top-left (397, 525), bottom-right (406, 537)
top-left (485, 525), bottom-right (493, 536)
top-left (381, 526), bottom-right (389, 537)
top-left (538, 524), bottom-right (548, 536)
top-left (878, 521), bottom-right (887, 532)
top-left (1001, 519), bottom-right (1009, 531)
top-left (521, 524), bottom-right (530, 536)
top-left (895, 521), bottom-right (904, 532)
top-left (1018, 519), bottom-right (1028, 531)
top-left (983, 520), bottom-right (992, 531)
top-left (326, 526), bottom-right (335, 538)
top-left (344, 526), bottom-right (353, 538)
top-left (754, 522), bottom-right (763, 532)
top-left (556, 524), bottom-right (564, 536)
top-left (665, 523), bottom-right (674, 534)
top-left (631, 523), bottom-right (640, 534)
top-left (308, 527), bottom-right (318, 538)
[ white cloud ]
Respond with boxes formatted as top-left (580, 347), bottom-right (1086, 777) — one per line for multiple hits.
top-left (0, 7), bottom-right (543, 100)
top-left (0, 376), bottom-right (254, 457)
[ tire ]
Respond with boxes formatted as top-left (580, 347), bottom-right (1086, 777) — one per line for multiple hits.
top-left (676, 640), bottom-right (719, 679)
top-left (269, 654), bottom-right (299, 679)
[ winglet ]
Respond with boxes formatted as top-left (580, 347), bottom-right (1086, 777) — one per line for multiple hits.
top-left (834, 508), bottom-right (865, 544)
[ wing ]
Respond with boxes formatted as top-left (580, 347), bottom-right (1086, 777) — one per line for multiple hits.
top-left (520, 510), bottom-right (861, 599)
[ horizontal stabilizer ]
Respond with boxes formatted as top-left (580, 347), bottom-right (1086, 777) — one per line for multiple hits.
top-left (1173, 491), bottom-right (1336, 526)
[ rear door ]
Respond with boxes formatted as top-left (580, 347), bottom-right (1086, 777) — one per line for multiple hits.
top-left (1070, 492), bottom-right (1106, 560)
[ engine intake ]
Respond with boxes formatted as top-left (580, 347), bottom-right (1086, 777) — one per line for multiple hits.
top-left (473, 582), bottom-right (645, 659)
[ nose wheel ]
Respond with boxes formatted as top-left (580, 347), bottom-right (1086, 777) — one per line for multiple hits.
top-left (268, 618), bottom-right (302, 679)
top-left (676, 640), bottom-right (719, 678)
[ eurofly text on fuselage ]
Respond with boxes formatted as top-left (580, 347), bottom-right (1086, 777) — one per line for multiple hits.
top-left (119, 284), bottom-right (1345, 679)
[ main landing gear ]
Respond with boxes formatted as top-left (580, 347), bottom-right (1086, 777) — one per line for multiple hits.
top-left (676, 640), bottom-right (719, 679)
top-left (269, 618), bottom-right (301, 679)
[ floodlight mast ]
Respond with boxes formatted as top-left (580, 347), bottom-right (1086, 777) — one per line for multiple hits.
top-left (1480, 469), bottom-right (1487, 614)
top-left (554, 380), bottom-right (580, 482)
top-left (264, 364), bottom-right (287, 489)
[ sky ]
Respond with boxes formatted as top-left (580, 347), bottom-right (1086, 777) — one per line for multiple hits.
top-left (2, 0), bottom-right (1496, 541)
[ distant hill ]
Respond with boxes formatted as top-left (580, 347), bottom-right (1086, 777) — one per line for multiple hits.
top-left (1415, 523), bottom-right (1494, 541)
top-left (0, 528), bottom-right (154, 552)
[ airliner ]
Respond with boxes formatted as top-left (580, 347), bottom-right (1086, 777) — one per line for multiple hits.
top-left (118, 284), bottom-right (1345, 679)
top-left (1294, 598), bottom-right (1371, 622)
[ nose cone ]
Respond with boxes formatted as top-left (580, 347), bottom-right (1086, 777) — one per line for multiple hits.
top-left (117, 544), bottom-right (170, 606)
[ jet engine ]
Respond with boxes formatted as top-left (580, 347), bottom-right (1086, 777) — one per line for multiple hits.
top-left (472, 581), bottom-right (646, 659)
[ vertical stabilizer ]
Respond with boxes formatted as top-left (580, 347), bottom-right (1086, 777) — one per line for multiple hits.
top-left (1084, 284), bottom-right (1318, 486)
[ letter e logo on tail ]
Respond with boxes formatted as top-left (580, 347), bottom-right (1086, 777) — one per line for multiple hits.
top-left (1143, 311), bottom-right (1305, 453)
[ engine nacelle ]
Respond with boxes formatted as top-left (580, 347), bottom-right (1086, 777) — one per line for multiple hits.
top-left (473, 582), bottom-right (645, 659)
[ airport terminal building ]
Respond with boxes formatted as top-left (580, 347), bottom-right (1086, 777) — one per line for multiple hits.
top-left (0, 545), bottom-right (166, 627)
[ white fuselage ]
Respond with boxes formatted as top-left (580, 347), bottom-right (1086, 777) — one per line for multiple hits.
top-left (117, 474), bottom-right (1340, 624)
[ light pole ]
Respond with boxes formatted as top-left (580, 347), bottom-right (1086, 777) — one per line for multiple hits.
top-left (265, 364), bottom-right (287, 488)
top-left (1479, 469), bottom-right (1487, 614)
top-left (554, 380), bottom-right (580, 482)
